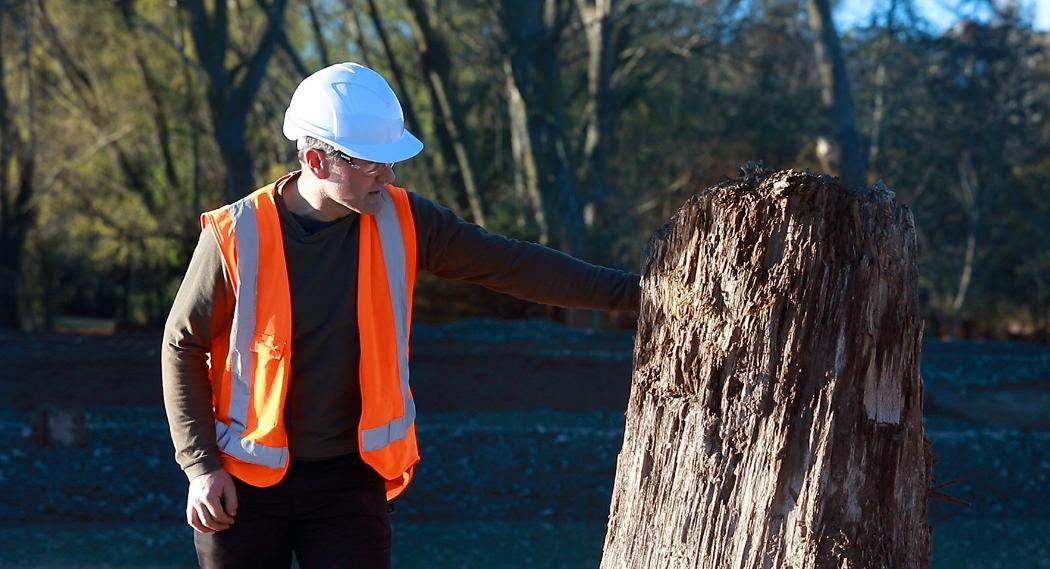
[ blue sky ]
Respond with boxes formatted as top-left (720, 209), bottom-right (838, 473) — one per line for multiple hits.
top-left (835, 0), bottom-right (1050, 31)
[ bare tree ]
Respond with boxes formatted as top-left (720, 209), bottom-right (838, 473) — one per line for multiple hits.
top-left (37, 0), bottom-right (151, 204)
top-left (116, 0), bottom-right (181, 191)
top-left (357, 0), bottom-right (448, 205)
top-left (498, 0), bottom-right (585, 256)
top-left (179, 0), bottom-right (289, 201)
top-left (404, 0), bottom-right (486, 226)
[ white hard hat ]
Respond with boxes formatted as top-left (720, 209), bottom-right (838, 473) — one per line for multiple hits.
top-left (283, 62), bottom-right (424, 163)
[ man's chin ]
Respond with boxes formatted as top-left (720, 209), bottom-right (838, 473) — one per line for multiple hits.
top-left (350, 199), bottom-right (383, 216)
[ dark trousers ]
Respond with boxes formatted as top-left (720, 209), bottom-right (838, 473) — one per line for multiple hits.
top-left (194, 454), bottom-right (391, 569)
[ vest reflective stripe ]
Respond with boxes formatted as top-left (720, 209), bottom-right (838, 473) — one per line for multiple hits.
top-left (214, 199), bottom-right (289, 470)
top-left (215, 419), bottom-right (288, 467)
top-left (361, 407), bottom-right (416, 451)
top-left (202, 180), bottom-right (294, 487)
top-left (356, 185), bottom-right (420, 499)
top-left (360, 191), bottom-right (415, 452)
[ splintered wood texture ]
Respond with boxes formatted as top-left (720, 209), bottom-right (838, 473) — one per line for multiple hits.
top-left (601, 170), bottom-right (930, 569)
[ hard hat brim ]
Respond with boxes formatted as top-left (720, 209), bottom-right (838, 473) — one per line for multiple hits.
top-left (284, 118), bottom-right (425, 165)
top-left (330, 129), bottom-right (425, 164)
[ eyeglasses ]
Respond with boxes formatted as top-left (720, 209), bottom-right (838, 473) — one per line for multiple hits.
top-left (330, 151), bottom-right (395, 176)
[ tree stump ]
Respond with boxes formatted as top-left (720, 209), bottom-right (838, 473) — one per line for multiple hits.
top-left (601, 170), bottom-right (930, 569)
top-left (33, 404), bottom-right (88, 448)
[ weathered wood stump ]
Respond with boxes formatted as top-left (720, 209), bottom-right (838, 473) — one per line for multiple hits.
top-left (33, 404), bottom-right (88, 447)
top-left (602, 170), bottom-right (930, 569)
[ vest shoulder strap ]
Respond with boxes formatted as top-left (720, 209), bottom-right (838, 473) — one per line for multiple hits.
top-left (199, 184), bottom-right (280, 293)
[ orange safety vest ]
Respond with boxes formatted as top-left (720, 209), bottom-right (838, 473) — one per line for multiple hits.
top-left (200, 173), bottom-right (420, 500)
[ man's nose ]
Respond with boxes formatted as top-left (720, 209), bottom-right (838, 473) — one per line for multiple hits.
top-left (377, 165), bottom-right (396, 184)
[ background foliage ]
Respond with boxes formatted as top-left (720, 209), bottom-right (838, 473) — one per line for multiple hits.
top-left (0, 0), bottom-right (1047, 338)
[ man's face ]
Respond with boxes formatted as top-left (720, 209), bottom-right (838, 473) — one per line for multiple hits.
top-left (317, 151), bottom-right (397, 216)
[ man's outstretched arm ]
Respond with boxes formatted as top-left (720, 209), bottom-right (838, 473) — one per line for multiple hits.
top-left (410, 193), bottom-right (640, 311)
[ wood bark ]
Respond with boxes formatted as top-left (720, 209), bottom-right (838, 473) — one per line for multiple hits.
top-left (602, 170), bottom-right (930, 569)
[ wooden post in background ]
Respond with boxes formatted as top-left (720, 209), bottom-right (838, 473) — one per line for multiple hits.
top-left (602, 170), bottom-right (930, 569)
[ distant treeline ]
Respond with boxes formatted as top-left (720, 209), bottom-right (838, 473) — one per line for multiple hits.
top-left (0, 0), bottom-right (1046, 339)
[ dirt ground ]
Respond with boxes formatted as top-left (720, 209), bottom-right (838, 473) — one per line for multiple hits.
top-left (1, 320), bottom-right (635, 413)
top-left (2, 320), bottom-right (1049, 568)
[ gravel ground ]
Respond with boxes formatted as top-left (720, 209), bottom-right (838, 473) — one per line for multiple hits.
top-left (1, 320), bottom-right (1049, 567)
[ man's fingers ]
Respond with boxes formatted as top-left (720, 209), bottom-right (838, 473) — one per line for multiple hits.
top-left (203, 494), bottom-right (236, 525)
top-left (195, 503), bottom-right (231, 532)
top-left (187, 506), bottom-right (212, 534)
top-left (222, 478), bottom-right (239, 517)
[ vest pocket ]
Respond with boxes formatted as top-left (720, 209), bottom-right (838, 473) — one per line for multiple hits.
top-left (249, 333), bottom-right (289, 431)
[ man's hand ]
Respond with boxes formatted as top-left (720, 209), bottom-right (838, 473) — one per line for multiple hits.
top-left (186, 469), bottom-right (238, 533)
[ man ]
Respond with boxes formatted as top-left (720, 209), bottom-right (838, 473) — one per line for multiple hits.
top-left (162, 62), bottom-right (639, 569)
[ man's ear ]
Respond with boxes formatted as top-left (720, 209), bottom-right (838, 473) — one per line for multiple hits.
top-left (304, 148), bottom-right (330, 179)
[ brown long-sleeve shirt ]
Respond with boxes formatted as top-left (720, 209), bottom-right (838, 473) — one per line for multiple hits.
top-left (161, 177), bottom-right (640, 481)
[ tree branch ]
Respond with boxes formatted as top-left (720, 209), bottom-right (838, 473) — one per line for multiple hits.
top-left (276, 29), bottom-right (310, 79)
top-left (115, 0), bottom-right (204, 73)
top-left (304, 0), bottom-right (331, 66)
top-left (231, 0), bottom-right (289, 110)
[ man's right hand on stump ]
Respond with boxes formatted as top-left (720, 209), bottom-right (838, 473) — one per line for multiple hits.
top-left (187, 469), bottom-right (238, 533)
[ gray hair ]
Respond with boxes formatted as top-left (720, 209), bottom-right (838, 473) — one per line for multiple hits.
top-left (296, 136), bottom-right (339, 163)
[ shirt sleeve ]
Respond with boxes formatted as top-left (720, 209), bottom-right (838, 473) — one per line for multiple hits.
top-left (160, 228), bottom-right (234, 481)
top-left (410, 192), bottom-right (640, 311)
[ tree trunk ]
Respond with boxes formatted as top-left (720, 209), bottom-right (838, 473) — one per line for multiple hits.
top-left (362, 0), bottom-right (422, 139)
top-left (361, 0), bottom-right (447, 206)
top-left (347, 3), bottom-right (374, 68)
top-left (602, 170), bottom-right (930, 569)
top-left (948, 153), bottom-right (980, 338)
top-left (0, 161), bottom-right (33, 329)
top-left (498, 0), bottom-right (585, 257)
top-left (807, 0), bottom-right (866, 189)
top-left (867, 0), bottom-right (899, 177)
top-left (180, 0), bottom-right (289, 201)
top-left (503, 59), bottom-right (549, 244)
top-left (214, 118), bottom-right (256, 203)
top-left (0, 0), bottom-right (35, 329)
top-left (177, 5), bottom-right (204, 261)
top-left (117, 2), bottom-right (181, 191)
top-left (304, 0), bottom-right (331, 67)
top-left (575, 0), bottom-right (614, 238)
top-left (404, 0), bottom-right (486, 226)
